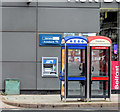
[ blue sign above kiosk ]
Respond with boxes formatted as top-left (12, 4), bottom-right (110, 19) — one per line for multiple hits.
top-left (39, 34), bottom-right (62, 46)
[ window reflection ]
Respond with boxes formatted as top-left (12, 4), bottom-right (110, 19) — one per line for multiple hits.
top-left (91, 49), bottom-right (108, 77)
top-left (68, 49), bottom-right (85, 77)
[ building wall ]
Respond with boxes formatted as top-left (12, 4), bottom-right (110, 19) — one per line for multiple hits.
top-left (2, 4), bottom-right (37, 90)
top-left (1, 1), bottom-right (118, 91)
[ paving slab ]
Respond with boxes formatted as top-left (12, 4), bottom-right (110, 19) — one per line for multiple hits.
top-left (0, 94), bottom-right (20, 109)
top-left (1, 94), bottom-right (120, 109)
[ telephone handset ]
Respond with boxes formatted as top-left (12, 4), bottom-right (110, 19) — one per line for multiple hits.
top-left (92, 66), bottom-right (94, 72)
top-left (79, 63), bottom-right (84, 75)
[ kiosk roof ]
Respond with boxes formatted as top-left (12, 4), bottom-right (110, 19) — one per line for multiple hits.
top-left (87, 36), bottom-right (112, 44)
top-left (63, 36), bottom-right (88, 43)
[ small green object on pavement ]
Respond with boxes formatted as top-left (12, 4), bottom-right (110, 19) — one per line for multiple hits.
top-left (5, 79), bottom-right (20, 95)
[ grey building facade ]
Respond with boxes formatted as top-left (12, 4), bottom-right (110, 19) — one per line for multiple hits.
top-left (1, 0), bottom-right (119, 92)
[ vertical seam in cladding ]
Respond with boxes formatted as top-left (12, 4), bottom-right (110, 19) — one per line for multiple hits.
top-left (36, 1), bottom-right (38, 90)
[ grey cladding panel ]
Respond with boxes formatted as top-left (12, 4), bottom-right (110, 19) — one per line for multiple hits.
top-left (0, 8), bottom-right (2, 32)
top-left (38, 8), bottom-right (100, 33)
top-left (2, 2), bottom-right (37, 7)
top-left (0, 62), bottom-right (2, 90)
top-left (101, 2), bottom-right (118, 8)
top-left (2, 62), bottom-right (36, 90)
top-left (37, 47), bottom-right (61, 62)
top-left (38, 2), bottom-right (100, 8)
top-left (2, 7), bottom-right (36, 31)
top-left (2, 32), bottom-right (36, 61)
top-left (38, 0), bottom-right (65, 2)
top-left (37, 63), bottom-right (60, 90)
top-left (0, 32), bottom-right (2, 61)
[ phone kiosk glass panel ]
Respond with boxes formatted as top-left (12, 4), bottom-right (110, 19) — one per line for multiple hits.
top-left (68, 49), bottom-right (85, 77)
top-left (91, 81), bottom-right (109, 96)
top-left (67, 49), bottom-right (86, 97)
top-left (91, 49), bottom-right (109, 77)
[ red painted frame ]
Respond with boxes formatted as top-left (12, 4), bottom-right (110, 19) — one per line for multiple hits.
top-left (92, 46), bottom-right (108, 50)
top-left (91, 77), bottom-right (109, 81)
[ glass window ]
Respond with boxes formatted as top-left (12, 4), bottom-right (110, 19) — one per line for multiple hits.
top-left (68, 49), bottom-right (85, 77)
top-left (91, 49), bottom-right (109, 77)
top-left (100, 11), bottom-right (119, 61)
top-left (68, 81), bottom-right (85, 96)
top-left (91, 81), bottom-right (108, 96)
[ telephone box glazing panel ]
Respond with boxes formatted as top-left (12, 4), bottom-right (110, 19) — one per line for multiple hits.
top-left (91, 49), bottom-right (109, 77)
top-left (68, 49), bottom-right (85, 77)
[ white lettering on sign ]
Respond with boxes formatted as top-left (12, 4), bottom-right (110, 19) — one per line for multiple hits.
top-left (46, 60), bottom-right (54, 64)
top-left (53, 37), bottom-right (59, 40)
top-left (90, 39), bottom-right (110, 43)
top-left (115, 66), bottom-right (119, 89)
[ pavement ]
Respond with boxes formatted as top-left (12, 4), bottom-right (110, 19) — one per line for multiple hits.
top-left (1, 94), bottom-right (120, 110)
top-left (0, 94), bottom-right (20, 109)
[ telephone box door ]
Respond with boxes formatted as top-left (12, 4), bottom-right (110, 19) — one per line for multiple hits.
top-left (90, 46), bottom-right (110, 98)
top-left (66, 47), bottom-right (87, 98)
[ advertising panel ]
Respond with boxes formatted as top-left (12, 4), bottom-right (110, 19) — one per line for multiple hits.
top-left (111, 61), bottom-right (120, 90)
top-left (61, 49), bottom-right (65, 96)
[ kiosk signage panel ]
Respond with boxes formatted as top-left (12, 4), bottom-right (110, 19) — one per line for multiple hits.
top-left (111, 61), bottom-right (120, 90)
top-left (89, 37), bottom-right (111, 46)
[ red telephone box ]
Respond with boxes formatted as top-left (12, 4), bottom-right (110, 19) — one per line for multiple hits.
top-left (87, 36), bottom-right (112, 99)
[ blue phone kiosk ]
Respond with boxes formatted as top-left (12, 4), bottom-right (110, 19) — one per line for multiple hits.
top-left (59, 36), bottom-right (88, 101)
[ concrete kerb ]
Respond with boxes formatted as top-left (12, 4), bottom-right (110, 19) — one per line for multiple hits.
top-left (1, 96), bottom-right (119, 109)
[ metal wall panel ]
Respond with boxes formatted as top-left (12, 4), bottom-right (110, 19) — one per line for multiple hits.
top-left (2, 0), bottom-right (28, 1)
top-left (0, 62), bottom-right (2, 90)
top-left (37, 63), bottom-right (60, 90)
top-left (2, 32), bottom-right (36, 61)
top-left (100, 2), bottom-right (118, 8)
top-left (0, 1), bottom-right (1, 6)
top-left (0, 73), bottom-right (2, 90)
top-left (0, 8), bottom-right (2, 31)
top-left (38, 2), bottom-right (100, 8)
top-left (2, 7), bottom-right (36, 31)
top-left (38, 8), bottom-right (100, 33)
top-left (37, 47), bottom-right (61, 62)
top-left (38, 0), bottom-right (65, 2)
top-left (0, 32), bottom-right (2, 61)
top-left (2, 62), bottom-right (36, 90)
top-left (2, 2), bottom-right (37, 7)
